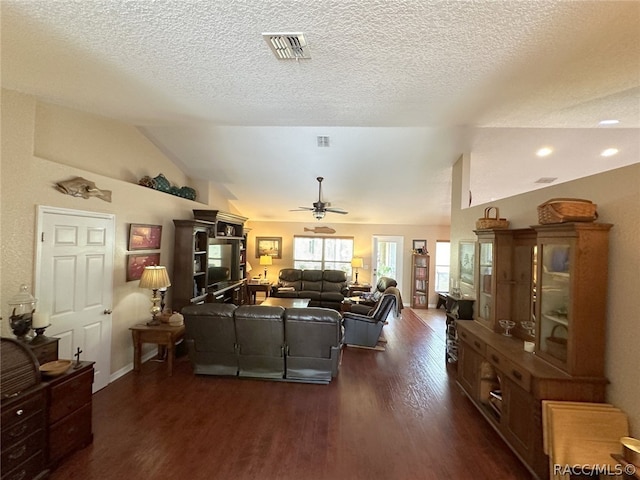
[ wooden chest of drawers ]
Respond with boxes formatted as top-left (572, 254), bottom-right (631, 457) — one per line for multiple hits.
top-left (1, 387), bottom-right (48, 480)
top-left (44, 361), bottom-right (94, 468)
top-left (28, 336), bottom-right (60, 366)
top-left (1, 338), bottom-right (49, 480)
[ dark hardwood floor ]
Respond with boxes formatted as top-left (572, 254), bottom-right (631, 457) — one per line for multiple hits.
top-left (51, 308), bottom-right (532, 480)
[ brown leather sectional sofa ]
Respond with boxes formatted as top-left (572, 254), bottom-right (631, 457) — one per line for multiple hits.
top-left (270, 269), bottom-right (348, 310)
top-left (182, 303), bottom-right (343, 384)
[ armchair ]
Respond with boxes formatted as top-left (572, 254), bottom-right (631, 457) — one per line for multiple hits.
top-left (342, 293), bottom-right (396, 350)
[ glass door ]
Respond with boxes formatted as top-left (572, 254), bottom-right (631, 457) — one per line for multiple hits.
top-left (372, 235), bottom-right (404, 287)
top-left (537, 242), bottom-right (571, 365)
top-left (477, 240), bottom-right (494, 329)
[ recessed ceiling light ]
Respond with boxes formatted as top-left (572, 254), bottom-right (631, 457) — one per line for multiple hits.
top-left (536, 147), bottom-right (553, 157)
top-left (598, 119), bottom-right (619, 126)
top-left (601, 148), bottom-right (619, 157)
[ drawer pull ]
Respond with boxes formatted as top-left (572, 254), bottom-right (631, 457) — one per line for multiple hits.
top-left (512, 370), bottom-right (522, 380)
top-left (15, 409), bottom-right (24, 416)
top-left (8, 444), bottom-right (26, 460)
top-left (460, 331), bottom-right (467, 339)
top-left (491, 354), bottom-right (500, 364)
top-left (473, 341), bottom-right (481, 349)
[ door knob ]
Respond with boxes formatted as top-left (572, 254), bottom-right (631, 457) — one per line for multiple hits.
top-left (103, 309), bottom-right (112, 315)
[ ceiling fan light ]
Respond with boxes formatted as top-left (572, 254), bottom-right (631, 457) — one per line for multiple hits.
top-left (313, 210), bottom-right (325, 220)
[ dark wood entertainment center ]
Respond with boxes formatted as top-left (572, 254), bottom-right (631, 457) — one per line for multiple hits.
top-left (172, 210), bottom-right (249, 312)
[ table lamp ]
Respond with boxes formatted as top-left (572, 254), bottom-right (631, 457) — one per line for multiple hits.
top-left (139, 266), bottom-right (171, 325)
top-left (351, 257), bottom-right (364, 284)
top-left (259, 255), bottom-right (272, 281)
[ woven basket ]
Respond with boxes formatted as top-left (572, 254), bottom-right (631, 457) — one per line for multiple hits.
top-left (537, 198), bottom-right (598, 224)
top-left (545, 324), bottom-right (568, 361)
top-left (476, 207), bottom-right (510, 230)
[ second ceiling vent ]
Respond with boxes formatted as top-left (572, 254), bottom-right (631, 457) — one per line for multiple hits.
top-left (263, 33), bottom-right (311, 60)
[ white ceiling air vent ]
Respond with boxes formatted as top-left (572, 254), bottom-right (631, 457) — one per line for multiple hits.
top-left (263, 33), bottom-right (311, 60)
top-left (317, 136), bottom-right (330, 147)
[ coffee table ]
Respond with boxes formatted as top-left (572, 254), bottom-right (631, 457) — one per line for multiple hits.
top-left (260, 297), bottom-right (310, 308)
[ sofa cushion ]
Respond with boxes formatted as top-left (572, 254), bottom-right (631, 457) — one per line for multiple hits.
top-left (277, 269), bottom-right (302, 290)
top-left (323, 269), bottom-right (347, 284)
top-left (301, 270), bottom-right (323, 291)
top-left (297, 290), bottom-right (322, 301)
top-left (320, 291), bottom-right (345, 303)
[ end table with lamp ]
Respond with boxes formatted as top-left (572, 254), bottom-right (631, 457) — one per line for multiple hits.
top-left (350, 257), bottom-right (364, 284)
top-left (130, 322), bottom-right (185, 376)
top-left (259, 255), bottom-right (273, 281)
top-left (138, 265), bottom-right (172, 325)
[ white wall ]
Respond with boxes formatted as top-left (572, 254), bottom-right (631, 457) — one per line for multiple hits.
top-left (0, 89), bottom-right (232, 374)
top-left (449, 156), bottom-right (640, 435)
top-left (245, 220), bottom-right (450, 307)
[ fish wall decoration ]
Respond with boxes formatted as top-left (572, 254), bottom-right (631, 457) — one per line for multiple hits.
top-left (56, 176), bottom-right (112, 202)
top-left (304, 226), bottom-right (336, 234)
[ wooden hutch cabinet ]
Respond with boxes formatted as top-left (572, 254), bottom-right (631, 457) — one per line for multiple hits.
top-left (457, 222), bottom-right (612, 479)
top-left (173, 210), bottom-right (248, 312)
top-left (533, 222), bottom-right (612, 376)
top-left (410, 253), bottom-right (429, 308)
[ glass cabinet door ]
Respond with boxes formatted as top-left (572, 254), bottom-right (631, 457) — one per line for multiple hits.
top-left (477, 241), bottom-right (493, 327)
top-left (537, 242), bottom-right (570, 364)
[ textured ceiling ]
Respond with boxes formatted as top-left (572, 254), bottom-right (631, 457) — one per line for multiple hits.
top-left (2, 0), bottom-right (639, 225)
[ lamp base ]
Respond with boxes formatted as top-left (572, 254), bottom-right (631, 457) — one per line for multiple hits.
top-left (146, 317), bottom-right (161, 326)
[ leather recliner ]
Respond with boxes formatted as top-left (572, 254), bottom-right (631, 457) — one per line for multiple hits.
top-left (182, 303), bottom-right (238, 375)
top-left (284, 307), bottom-right (343, 383)
top-left (234, 305), bottom-right (286, 379)
top-left (342, 293), bottom-right (397, 349)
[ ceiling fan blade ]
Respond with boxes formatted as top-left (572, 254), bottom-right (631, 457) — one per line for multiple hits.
top-left (325, 207), bottom-right (348, 214)
top-left (290, 207), bottom-right (314, 211)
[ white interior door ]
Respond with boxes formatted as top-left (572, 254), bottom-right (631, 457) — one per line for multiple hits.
top-left (372, 235), bottom-right (404, 288)
top-left (35, 206), bottom-right (114, 392)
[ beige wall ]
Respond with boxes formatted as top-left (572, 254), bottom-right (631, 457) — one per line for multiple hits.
top-left (244, 221), bottom-right (450, 306)
top-left (0, 89), bottom-right (232, 374)
top-left (449, 157), bottom-right (640, 435)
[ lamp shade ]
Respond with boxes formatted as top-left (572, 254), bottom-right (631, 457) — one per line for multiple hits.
top-left (351, 257), bottom-right (364, 269)
top-left (139, 266), bottom-right (171, 290)
top-left (259, 255), bottom-right (273, 266)
top-left (246, 261), bottom-right (253, 273)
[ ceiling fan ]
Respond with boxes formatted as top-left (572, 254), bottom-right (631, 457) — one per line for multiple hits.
top-left (291, 177), bottom-right (348, 220)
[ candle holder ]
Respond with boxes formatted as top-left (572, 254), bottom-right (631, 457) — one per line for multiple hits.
top-left (30, 324), bottom-right (52, 344)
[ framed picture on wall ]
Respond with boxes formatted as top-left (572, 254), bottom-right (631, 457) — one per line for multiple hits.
top-left (412, 239), bottom-right (427, 253)
top-left (128, 224), bottom-right (162, 250)
top-left (256, 237), bottom-right (282, 259)
top-left (126, 253), bottom-right (161, 281)
top-left (459, 241), bottom-right (475, 288)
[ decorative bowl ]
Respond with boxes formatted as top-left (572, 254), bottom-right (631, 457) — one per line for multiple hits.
top-left (621, 436), bottom-right (640, 467)
top-left (39, 359), bottom-right (72, 377)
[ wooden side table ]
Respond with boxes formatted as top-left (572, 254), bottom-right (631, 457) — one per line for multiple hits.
top-left (347, 283), bottom-right (371, 296)
top-left (247, 282), bottom-right (272, 304)
top-left (130, 323), bottom-right (185, 376)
